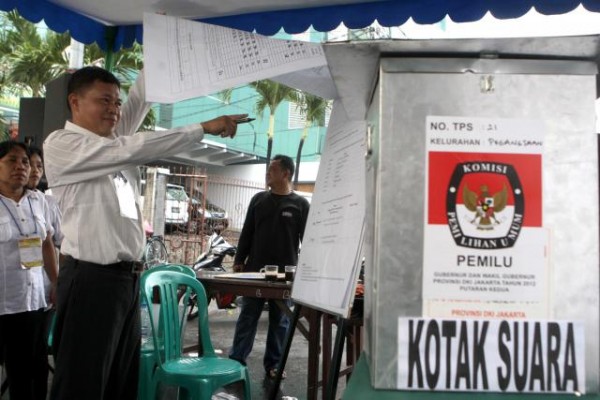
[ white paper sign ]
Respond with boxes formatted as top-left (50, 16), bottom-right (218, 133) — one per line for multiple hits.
top-left (291, 103), bottom-right (365, 317)
top-left (398, 318), bottom-right (586, 393)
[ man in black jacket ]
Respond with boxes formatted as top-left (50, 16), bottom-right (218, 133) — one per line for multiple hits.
top-left (229, 154), bottom-right (310, 379)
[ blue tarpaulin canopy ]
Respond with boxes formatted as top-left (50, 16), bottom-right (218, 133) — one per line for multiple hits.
top-left (2, 0), bottom-right (600, 50)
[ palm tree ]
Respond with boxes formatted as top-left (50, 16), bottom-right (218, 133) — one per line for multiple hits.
top-left (0, 14), bottom-right (14, 98)
top-left (216, 87), bottom-right (234, 105)
top-left (0, 10), bottom-right (155, 132)
top-left (84, 42), bottom-right (144, 80)
top-left (2, 11), bottom-right (70, 96)
top-left (293, 93), bottom-right (330, 189)
top-left (250, 80), bottom-right (298, 181)
top-left (0, 114), bottom-right (10, 142)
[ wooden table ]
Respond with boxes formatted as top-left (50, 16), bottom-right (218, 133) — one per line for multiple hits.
top-left (197, 272), bottom-right (323, 400)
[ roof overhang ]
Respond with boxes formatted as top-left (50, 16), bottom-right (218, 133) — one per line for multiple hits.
top-left (161, 139), bottom-right (266, 167)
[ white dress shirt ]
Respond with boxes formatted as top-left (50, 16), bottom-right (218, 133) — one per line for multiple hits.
top-left (0, 190), bottom-right (53, 315)
top-left (44, 72), bottom-right (206, 264)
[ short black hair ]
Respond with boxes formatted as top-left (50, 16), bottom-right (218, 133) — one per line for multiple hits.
top-left (272, 154), bottom-right (295, 181)
top-left (0, 141), bottom-right (30, 159)
top-left (28, 145), bottom-right (43, 163)
top-left (67, 66), bottom-right (121, 111)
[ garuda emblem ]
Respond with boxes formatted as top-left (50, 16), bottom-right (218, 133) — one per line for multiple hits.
top-left (463, 184), bottom-right (507, 230)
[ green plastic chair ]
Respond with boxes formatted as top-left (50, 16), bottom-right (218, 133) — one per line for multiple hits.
top-left (138, 264), bottom-right (196, 400)
top-left (141, 270), bottom-right (252, 400)
top-left (47, 311), bottom-right (56, 348)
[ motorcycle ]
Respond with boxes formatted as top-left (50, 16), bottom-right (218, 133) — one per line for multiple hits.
top-left (187, 230), bottom-right (237, 320)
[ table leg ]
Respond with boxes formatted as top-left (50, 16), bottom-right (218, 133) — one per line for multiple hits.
top-left (306, 309), bottom-right (322, 400)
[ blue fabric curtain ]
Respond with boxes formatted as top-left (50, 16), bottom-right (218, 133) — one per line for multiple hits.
top-left (1, 0), bottom-right (600, 50)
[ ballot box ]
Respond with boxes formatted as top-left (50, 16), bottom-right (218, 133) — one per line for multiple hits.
top-left (360, 38), bottom-right (600, 394)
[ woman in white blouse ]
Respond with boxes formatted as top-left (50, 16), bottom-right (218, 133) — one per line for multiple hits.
top-left (27, 146), bottom-right (63, 301)
top-left (0, 141), bottom-right (58, 400)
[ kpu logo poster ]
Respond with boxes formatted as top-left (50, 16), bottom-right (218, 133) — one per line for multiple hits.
top-left (423, 116), bottom-right (549, 318)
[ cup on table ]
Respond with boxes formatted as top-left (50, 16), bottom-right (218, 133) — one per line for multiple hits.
top-left (285, 265), bottom-right (296, 283)
top-left (263, 265), bottom-right (279, 281)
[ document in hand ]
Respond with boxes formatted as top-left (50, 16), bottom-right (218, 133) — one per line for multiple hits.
top-left (143, 13), bottom-right (334, 103)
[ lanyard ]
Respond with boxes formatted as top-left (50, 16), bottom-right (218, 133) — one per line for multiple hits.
top-left (0, 195), bottom-right (38, 237)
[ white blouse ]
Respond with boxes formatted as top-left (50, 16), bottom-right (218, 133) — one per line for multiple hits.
top-left (0, 190), bottom-right (53, 315)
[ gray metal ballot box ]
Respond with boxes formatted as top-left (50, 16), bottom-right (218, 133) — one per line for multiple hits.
top-left (354, 37), bottom-right (600, 394)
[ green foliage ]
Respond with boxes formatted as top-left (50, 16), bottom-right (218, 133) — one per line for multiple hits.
top-left (0, 10), bottom-right (153, 131)
top-left (216, 88), bottom-right (234, 105)
top-left (0, 113), bottom-right (9, 142)
top-left (296, 92), bottom-right (330, 132)
top-left (249, 80), bottom-right (299, 180)
top-left (84, 42), bottom-right (144, 79)
top-left (1, 11), bottom-right (70, 96)
top-left (293, 93), bottom-right (330, 188)
top-left (251, 80), bottom-right (299, 123)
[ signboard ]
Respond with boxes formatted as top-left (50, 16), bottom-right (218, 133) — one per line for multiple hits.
top-left (397, 318), bottom-right (586, 393)
top-left (423, 116), bottom-right (549, 318)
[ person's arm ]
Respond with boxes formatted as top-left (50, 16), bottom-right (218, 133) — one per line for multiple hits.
top-left (40, 194), bottom-right (58, 303)
top-left (299, 199), bottom-right (310, 242)
top-left (233, 195), bottom-right (258, 271)
top-left (118, 70), bottom-right (246, 139)
top-left (44, 114), bottom-right (246, 186)
top-left (115, 70), bottom-right (152, 138)
top-left (45, 195), bottom-right (64, 247)
top-left (42, 233), bottom-right (58, 304)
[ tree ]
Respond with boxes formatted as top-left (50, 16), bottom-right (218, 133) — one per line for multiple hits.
top-left (249, 80), bottom-right (298, 182)
top-left (0, 9), bottom-right (155, 132)
top-left (0, 114), bottom-right (10, 142)
top-left (84, 42), bottom-right (144, 80)
top-left (293, 93), bottom-right (330, 189)
top-left (216, 87), bottom-right (234, 105)
top-left (1, 11), bottom-right (70, 96)
top-left (0, 15), bottom-right (13, 98)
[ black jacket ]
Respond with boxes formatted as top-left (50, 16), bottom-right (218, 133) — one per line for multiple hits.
top-left (234, 191), bottom-right (310, 272)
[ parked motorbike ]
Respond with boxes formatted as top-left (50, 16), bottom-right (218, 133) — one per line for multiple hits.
top-left (188, 230), bottom-right (237, 320)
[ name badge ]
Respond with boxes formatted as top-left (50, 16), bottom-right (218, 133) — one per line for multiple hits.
top-left (19, 235), bottom-right (43, 268)
top-left (114, 174), bottom-right (138, 220)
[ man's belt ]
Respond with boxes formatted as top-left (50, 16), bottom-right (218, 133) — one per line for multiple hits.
top-left (62, 255), bottom-right (144, 274)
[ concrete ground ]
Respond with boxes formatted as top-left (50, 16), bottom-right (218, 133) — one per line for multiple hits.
top-left (0, 301), bottom-right (348, 400)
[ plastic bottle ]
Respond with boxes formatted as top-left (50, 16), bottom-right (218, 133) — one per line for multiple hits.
top-left (140, 296), bottom-right (151, 345)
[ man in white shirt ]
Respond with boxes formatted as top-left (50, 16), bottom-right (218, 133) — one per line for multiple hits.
top-left (43, 66), bottom-right (245, 400)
